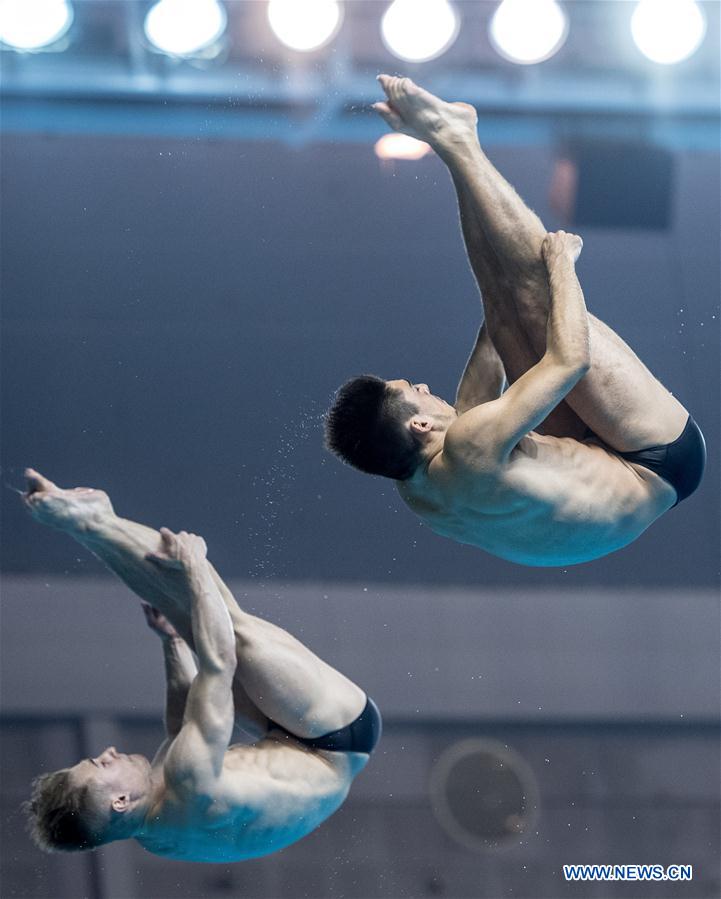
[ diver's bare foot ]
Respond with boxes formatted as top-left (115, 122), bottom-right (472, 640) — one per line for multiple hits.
top-left (374, 74), bottom-right (478, 153)
top-left (23, 468), bottom-right (115, 534)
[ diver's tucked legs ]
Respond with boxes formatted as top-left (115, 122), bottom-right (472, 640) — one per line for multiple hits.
top-left (23, 469), bottom-right (267, 736)
top-left (453, 176), bottom-right (588, 439)
top-left (376, 75), bottom-right (689, 451)
top-left (24, 469), bottom-right (365, 740)
top-left (232, 613), bottom-right (367, 739)
top-left (453, 176), bottom-right (539, 383)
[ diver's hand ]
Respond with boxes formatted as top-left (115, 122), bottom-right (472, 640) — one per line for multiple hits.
top-left (542, 230), bottom-right (583, 268)
top-left (146, 527), bottom-right (208, 574)
top-left (140, 601), bottom-right (180, 640)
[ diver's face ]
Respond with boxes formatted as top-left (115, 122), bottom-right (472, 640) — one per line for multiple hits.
top-left (69, 746), bottom-right (151, 802)
top-left (387, 379), bottom-right (456, 418)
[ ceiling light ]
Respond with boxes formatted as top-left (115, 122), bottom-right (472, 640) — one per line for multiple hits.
top-left (489, 0), bottom-right (569, 65)
top-left (381, 0), bottom-right (460, 63)
top-left (375, 133), bottom-right (433, 161)
top-left (267, 0), bottom-right (343, 52)
top-left (631, 0), bottom-right (706, 65)
top-left (0, 0), bottom-right (73, 51)
top-left (144, 0), bottom-right (227, 58)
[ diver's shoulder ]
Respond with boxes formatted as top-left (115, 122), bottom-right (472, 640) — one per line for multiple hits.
top-left (442, 414), bottom-right (505, 471)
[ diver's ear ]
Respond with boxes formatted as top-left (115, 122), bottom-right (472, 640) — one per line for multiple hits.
top-left (111, 794), bottom-right (130, 813)
top-left (410, 416), bottom-right (432, 435)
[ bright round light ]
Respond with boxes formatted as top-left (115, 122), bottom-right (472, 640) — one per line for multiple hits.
top-left (631, 0), bottom-right (706, 64)
top-left (144, 0), bottom-right (227, 57)
top-left (0, 0), bottom-right (73, 50)
top-left (267, 0), bottom-right (342, 52)
top-left (375, 133), bottom-right (432, 161)
top-left (381, 0), bottom-right (460, 63)
top-left (489, 0), bottom-right (569, 65)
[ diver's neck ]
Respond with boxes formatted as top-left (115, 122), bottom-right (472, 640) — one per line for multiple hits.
top-left (402, 446), bottom-right (443, 491)
top-left (421, 431), bottom-right (446, 466)
top-left (136, 780), bottom-right (170, 839)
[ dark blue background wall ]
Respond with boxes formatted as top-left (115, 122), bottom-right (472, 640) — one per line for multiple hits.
top-left (2, 133), bottom-right (719, 587)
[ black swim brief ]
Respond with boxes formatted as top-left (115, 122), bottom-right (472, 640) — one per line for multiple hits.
top-left (617, 415), bottom-right (706, 507)
top-left (276, 696), bottom-right (382, 755)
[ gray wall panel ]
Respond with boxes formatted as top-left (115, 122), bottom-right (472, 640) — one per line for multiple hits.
top-left (2, 576), bottom-right (718, 720)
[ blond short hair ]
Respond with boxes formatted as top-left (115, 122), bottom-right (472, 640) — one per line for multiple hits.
top-left (25, 769), bottom-right (105, 852)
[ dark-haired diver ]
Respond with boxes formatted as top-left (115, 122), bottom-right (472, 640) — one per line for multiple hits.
top-left (23, 470), bottom-right (380, 862)
top-left (325, 76), bottom-right (705, 567)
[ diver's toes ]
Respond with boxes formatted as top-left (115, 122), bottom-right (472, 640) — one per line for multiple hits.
top-left (24, 469), bottom-right (55, 495)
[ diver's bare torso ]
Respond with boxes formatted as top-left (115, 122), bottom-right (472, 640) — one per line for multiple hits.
top-left (139, 735), bottom-right (367, 863)
top-left (397, 431), bottom-right (677, 567)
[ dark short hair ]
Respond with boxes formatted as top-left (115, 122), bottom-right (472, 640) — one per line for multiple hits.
top-left (24, 769), bottom-right (106, 853)
top-left (324, 375), bottom-right (422, 480)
